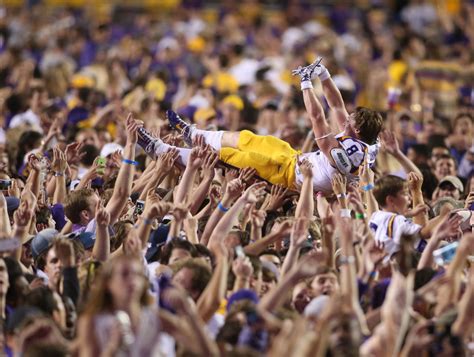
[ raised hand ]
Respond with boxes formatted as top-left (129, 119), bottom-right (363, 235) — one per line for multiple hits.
top-left (27, 154), bottom-right (42, 172)
top-left (54, 239), bottom-right (76, 267)
top-left (331, 173), bottom-right (347, 196)
top-left (362, 239), bottom-right (387, 272)
top-left (156, 149), bottom-right (179, 173)
top-left (270, 219), bottom-right (293, 237)
top-left (380, 130), bottom-right (400, 156)
top-left (171, 203), bottom-right (189, 222)
top-left (232, 255), bottom-right (254, 280)
top-left (222, 178), bottom-right (245, 202)
top-left (251, 209), bottom-right (266, 228)
top-left (188, 147), bottom-right (205, 170)
top-left (407, 172), bottom-right (423, 192)
top-left (65, 142), bottom-right (85, 167)
top-left (7, 179), bottom-right (21, 198)
top-left (299, 158), bottom-right (313, 178)
top-left (464, 191), bottom-right (474, 209)
top-left (51, 147), bottom-right (67, 174)
top-left (95, 200), bottom-right (110, 227)
top-left (347, 185), bottom-right (365, 213)
top-left (294, 250), bottom-right (327, 279)
top-left (13, 201), bottom-right (33, 228)
top-left (238, 167), bottom-right (257, 185)
top-left (201, 151), bottom-right (219, 179)
top-left (359, 153), bottom-right (374, 188)
top-left (290, 217), bottom-right (310, 249)
top-left (264, 184), bottom-right (289, 211)
top-left (209, 185), bottom-right (222, 207)
top-left (242, 182), bottom-right (266, 203)
top-left (125, 113), bottom-right (138, 144)
top-left (224, 168), bottom-right (239, 183)
top-left (405, 204), bottom-right (429, 218)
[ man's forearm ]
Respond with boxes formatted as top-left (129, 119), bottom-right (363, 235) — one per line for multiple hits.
top-left (106, 143), bottom-right (135, 223)
top-left (53, 175), bottom-right (67, 205)
top-left (295, 176), bottom-right (313, 218)
top-left (174, 165), bottom-right (198, 205)
top-left (93, 226), bottom-right (110, 262)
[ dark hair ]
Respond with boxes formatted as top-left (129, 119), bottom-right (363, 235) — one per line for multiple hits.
top-left (194, 244), bottom-right (215, 267)
top-left (314, 265), bottom-right (338, 278)
top-left (24, 286), bottom-right (58, 317)
top-left (35, 206), bottom-right (52, 225)
top-left (79, 144), bottom-right (99, 166)
top-left (159, 238), bottom-right (197, 265)
top-left (172, 259), bottom-right (212, 299)
top-left (408, 144), bottom-right (431, 159)
top-left (353, 107), bottom-right (384, 145)
top-left (373, 175), bottom-right (406, 208)
top-left (64, 188), bottom-right (96, 224)
top-left (16, 131), bottom-right (43, 169)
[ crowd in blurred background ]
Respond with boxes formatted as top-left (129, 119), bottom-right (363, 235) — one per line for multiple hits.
top-left (0, 0), bottom-right (473, 356)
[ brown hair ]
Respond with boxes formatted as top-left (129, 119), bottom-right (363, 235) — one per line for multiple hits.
top-left (64, 188), bottom-right (96, 224)
top-left (353, 107), bottom-right (384, 145)
top-left (82, 255), bottom-right (151, 317)
top-left (373, 175), bottom-right (406, 208)
top-left (171, 258), bottom-right (212, 300)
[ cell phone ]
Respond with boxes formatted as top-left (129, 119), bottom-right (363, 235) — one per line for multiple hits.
top-left (433, 241), bottom-right (459, 266)
top-left (0, 179), bottom-right (11, 190)
top-left (96, 157), bottom-right (106, 176)
top-left (134, 200), bottom-right (145, 216)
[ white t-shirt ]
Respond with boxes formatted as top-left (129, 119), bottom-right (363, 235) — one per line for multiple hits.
top-left (9, 109), bottom-right (43, 133)
top-left (369, 211), bottom-right (422, 256)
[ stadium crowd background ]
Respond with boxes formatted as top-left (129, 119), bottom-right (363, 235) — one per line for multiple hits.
top-left (0, 0), bottom-right (472, 355)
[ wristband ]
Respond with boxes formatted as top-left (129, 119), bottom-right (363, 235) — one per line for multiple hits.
top-left (316, 191), bottom-right (324, 198)
top-left (336, 193), bottom-right (346, 199)
top-left (217, 202), bottom-right (229, 212)
top-left (122, 159), bottom-right (138, 166)
top-left (54, 172), bottom-right (64, 177)
top-left (339, 255), bottom-right (355, 265)
top-left (340, 208), bottom-right (351, 218)
top-left (361, 183), bottom-right (374, 191)
top-left (355, 212), bottom-right (365, 220)
top-left (301, 80), bottom-right (313, 91)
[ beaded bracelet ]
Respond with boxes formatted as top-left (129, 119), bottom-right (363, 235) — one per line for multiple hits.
top-left (355, 212), bottom-right (365, 220)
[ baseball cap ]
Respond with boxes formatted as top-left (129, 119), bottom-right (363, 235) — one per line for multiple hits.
top-left (438, 176), bottom-right (463, 192)
top-left (66, 231), bottom-right (95, 250)
top-left (226, 289), bottom-right (259, 312)
top-left (145, 224), bottom-right (171, 262)
top-left (100, 142), bottom-right (123, 158)
top-left (6, 196), bottom-right (20, 216)
top-left (194, 108), bottom-right (216, 122)
top-left (31, 228), bottom-right (58, 259)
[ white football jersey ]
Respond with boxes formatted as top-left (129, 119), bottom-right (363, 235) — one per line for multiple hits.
top-left (369, 211), bottom-right (422, 256)
top-left (294, 131), bottom-right (380, 193)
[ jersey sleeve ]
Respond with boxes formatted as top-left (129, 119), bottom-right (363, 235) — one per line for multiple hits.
top-left (395, 215), bottom-right (422, 236)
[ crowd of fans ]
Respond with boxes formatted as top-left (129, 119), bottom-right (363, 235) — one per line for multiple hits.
top-left (0, 0), bottom-right (473, 355)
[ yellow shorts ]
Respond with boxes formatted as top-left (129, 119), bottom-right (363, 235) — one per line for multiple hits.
top-left (219, 130), bottom-right (299, 189)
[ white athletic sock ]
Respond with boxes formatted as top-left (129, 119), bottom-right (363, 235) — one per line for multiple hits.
top-left (154, 141), bottom-right (191, 166)
top-left (301, 80), bottom-right (313, 91)
top-left (192, 129), bottom-right (224, 151)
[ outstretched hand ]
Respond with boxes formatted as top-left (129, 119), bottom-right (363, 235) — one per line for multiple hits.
top-left (242, 182), bottom-right (266, 204)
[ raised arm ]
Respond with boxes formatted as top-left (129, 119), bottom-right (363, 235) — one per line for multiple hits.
top-left (201, 179), bottom-right (244, 246)
top-left (92, 201), bottom-right (111, 262)
top-left (106, 114), bottom-right (138, 224)
top-left (295, 159), bottom-right (314, 218)
top-left (380, 130), bottom-right (422, 176)
top-left (207, 182), bottom-right (266, 253)
top-left (320, 74), bottom-right (349, 131)
top-left (51, 147), bottom-right (68, 205)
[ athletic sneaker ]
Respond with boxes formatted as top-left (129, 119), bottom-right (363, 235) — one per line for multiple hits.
top-left (137, 126), bottom-right (160, 159)
top-left (166, 110), bottom-right (193, 146)
top-left (292, 57), bottom-right (323, 81)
